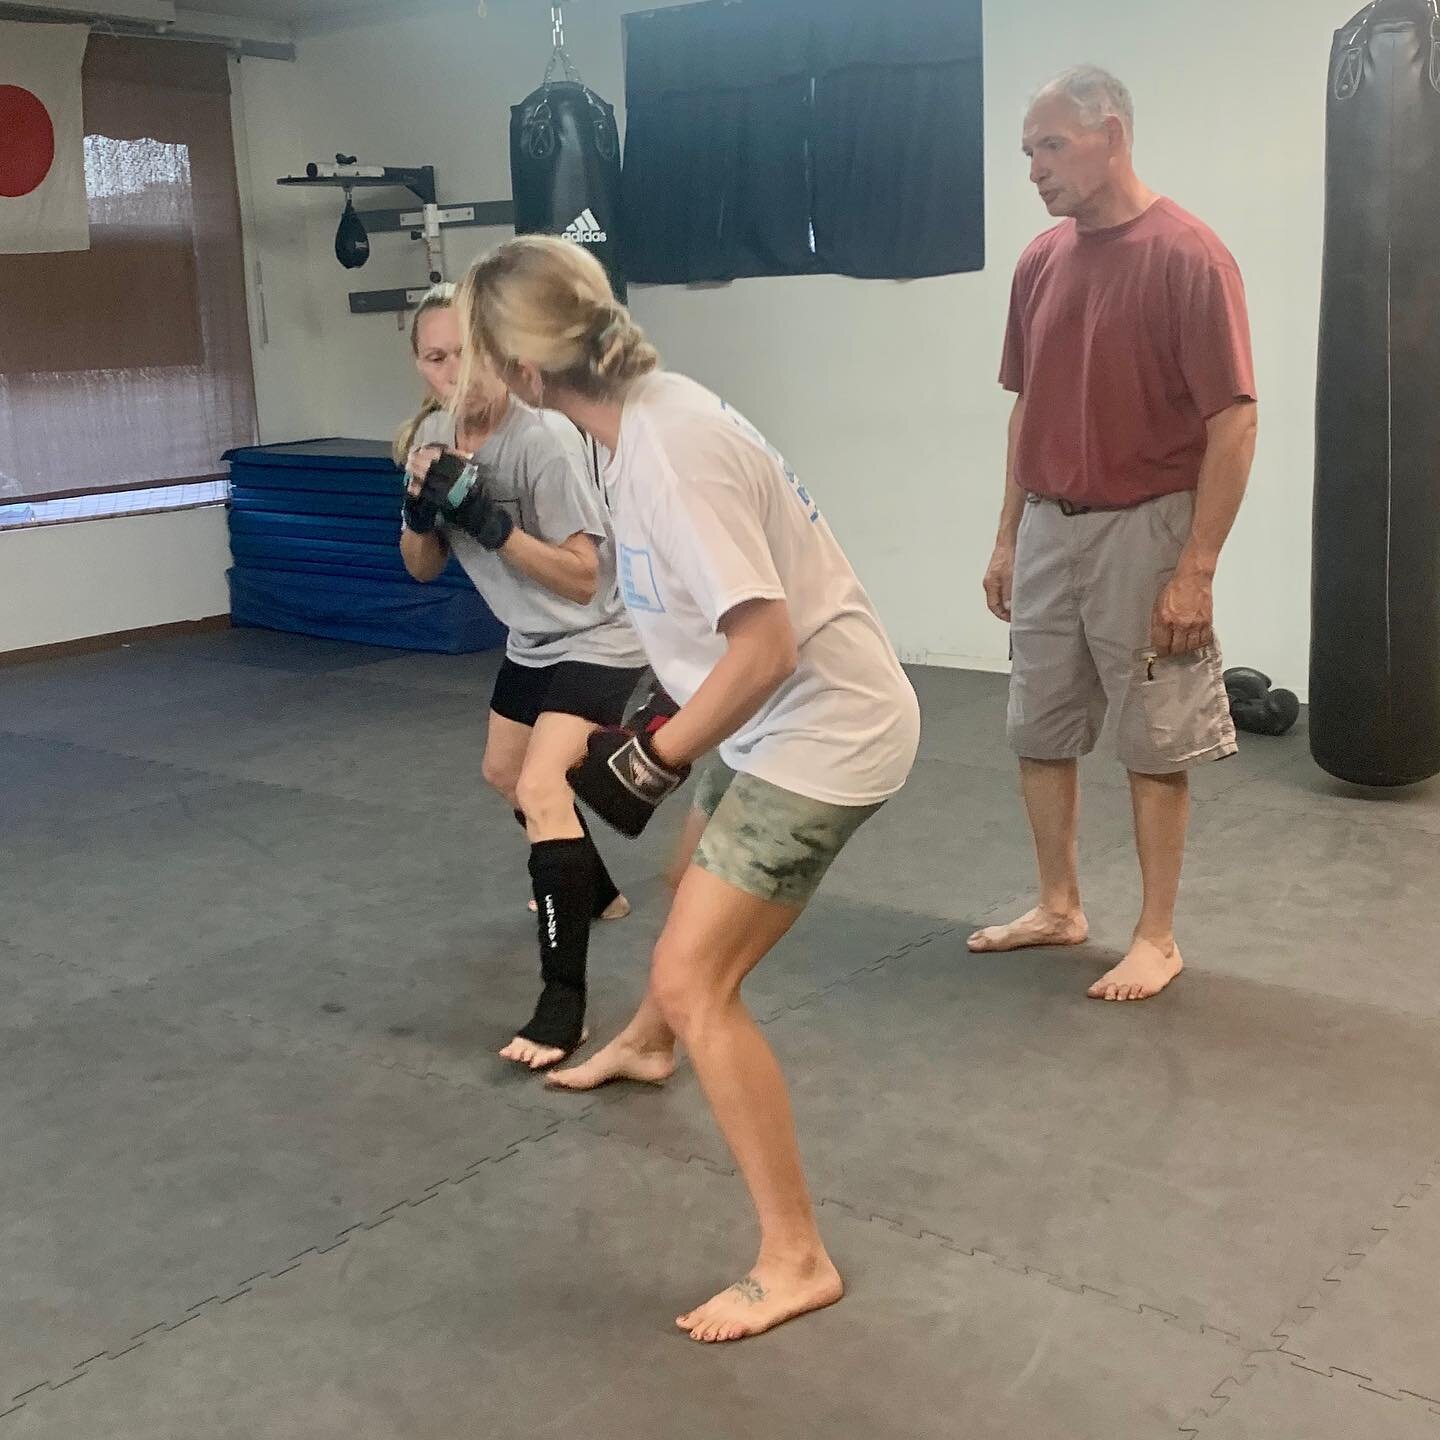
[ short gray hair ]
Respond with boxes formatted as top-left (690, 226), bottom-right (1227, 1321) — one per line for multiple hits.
top-left (1031, 65), bottom-right (1135, 145)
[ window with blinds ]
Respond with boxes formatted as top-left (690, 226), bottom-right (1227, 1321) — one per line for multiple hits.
top-left (0, 35), bottom-right (256, 505)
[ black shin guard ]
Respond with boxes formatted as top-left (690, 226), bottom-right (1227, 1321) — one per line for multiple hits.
top-left (578, 811), bottom-right (622, 917)
top-left (517, 837), bottom-right (594, 1053)
top-left (516, 808), bottom-right (621, 921)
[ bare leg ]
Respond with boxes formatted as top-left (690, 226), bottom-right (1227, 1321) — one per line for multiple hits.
top-left (1089, 770), bottom-right (1187, 1002)
top-left (968, 758), bottom-right (1089, 953)
top-left (547, 803), bottom-right (711, 1092)
top-left (546, 987), bottom-right (678, 1090)
top-left (651, 867), bottom-right (841, 1343)
top-left (664, 805), bottom-right (711, 893)
top-left (481, 710), bottom-right (530, 810)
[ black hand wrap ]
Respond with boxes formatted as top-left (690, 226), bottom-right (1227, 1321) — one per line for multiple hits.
top-left (420, 452), bottom-right (514, 551)
top-left (402, 487), bottom-right (441, 535)
top-left (569, 726), bottom-right (689, 838)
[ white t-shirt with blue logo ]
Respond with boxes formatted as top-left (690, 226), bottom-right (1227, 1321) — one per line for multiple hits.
top-left (603, 371), bottom-right (919, 806)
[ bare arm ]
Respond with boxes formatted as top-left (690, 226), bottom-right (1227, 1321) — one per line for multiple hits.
top-left (998, 394), bottom-right (1028, 546)
top-left (1152, 400), bottom-right (1259, 656)
top-left (400, 526), bottom-right (449, 583)
top-left (983, 394), bottom-right (1027, 621)
top-left (497, 529), bottom-right (599, 606)
top-left (1181, 401), bottom-right (1258, 577)
top-left (649, 597), bottom-right (799, 769)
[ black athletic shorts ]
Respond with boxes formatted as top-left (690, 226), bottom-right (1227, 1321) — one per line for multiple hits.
top-left (489, 657), bottom-right (647, 730)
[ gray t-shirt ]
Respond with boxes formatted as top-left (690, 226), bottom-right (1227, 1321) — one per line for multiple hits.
top-left (412, 403), bottom-right (645, 669)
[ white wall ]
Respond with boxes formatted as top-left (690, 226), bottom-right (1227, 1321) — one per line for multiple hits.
top-left (0, 508), bottom-right (232, 654)
top-left (238, 0), bottom-right (1328, 688)
top-left (230, 51), bottom-right (330, 444)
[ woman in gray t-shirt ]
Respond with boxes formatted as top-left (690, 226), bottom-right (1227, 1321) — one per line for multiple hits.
top-left (395, 284), bottom-right (648, 1072)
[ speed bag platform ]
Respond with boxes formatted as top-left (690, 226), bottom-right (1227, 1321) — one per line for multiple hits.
top-left (511, 80), bottom-right (626, 301)
top-left (1311, 0), bottom-right (1440, 787)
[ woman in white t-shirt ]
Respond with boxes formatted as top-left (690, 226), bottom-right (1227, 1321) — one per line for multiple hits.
top-left (453, 238), bottom-right (920, 1343)
top-left (394, 284), bottom-right (649, 1072)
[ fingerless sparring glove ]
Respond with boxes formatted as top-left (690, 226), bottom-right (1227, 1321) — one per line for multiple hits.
top-left (420, 452), bottom-right (514, 551)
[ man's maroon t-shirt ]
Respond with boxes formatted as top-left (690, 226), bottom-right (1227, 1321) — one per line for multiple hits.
top-left (999, 198), bottom-right (1257, 508)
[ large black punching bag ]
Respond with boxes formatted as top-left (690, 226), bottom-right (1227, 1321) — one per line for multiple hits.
top-left (1311, 0), bottom-right (1440, 787)
top-left (511, 53), bottom-right (626, 302)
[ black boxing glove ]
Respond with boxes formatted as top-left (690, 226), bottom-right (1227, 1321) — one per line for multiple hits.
top-left (420, 452), bottom-right (514, 551)
top-left (569, 725), bottom-right (690, 838)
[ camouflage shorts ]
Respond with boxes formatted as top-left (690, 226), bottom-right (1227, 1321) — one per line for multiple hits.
top-left (691, 759), bottom-right (883, 908)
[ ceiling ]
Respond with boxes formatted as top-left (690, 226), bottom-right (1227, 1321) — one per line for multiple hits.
top-left (180, 0), bottom-right (527, 32)
top-left (1, 0), bottom-right (535, 46)
top-left (180, 0), bottom-right (398, 23)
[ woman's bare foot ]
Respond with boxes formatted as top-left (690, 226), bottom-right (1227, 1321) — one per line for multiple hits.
top-left (677, 1254), bottom-right (844, 1344)
top-left (968, 906), bottom-right (1089, 954)
top-left (528, 894), bottom-right (631, 921)
top-left (546, 1035), bottom-right (675, 1091)
top-left (499, 1030), bottom-right (588, 1071)
top-left (1088, 937), bottom-right (1182, 1001)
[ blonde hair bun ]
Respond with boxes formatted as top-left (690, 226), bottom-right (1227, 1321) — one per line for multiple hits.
top-left (458, 235), bottom-right (659, 401)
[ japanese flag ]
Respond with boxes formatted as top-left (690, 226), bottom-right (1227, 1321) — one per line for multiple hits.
top-left (0, 22), bottom-right (89, 254)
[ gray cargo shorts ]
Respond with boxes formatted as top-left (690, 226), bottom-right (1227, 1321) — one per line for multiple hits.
top-left (1006, 491), bottom-right (1238, 775)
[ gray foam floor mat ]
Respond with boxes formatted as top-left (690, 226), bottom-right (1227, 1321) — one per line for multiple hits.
top-left (575, 939), bottom-right (1440, 1348)
top-left (0, 985), bottom-right (554, 1407)
top-left (1, 1128), bottom-right (1239, 1440)
top-left (1187, 1352), bottom-right (1440, 1439)
top-left (3, 630), bottom-right (1439, 1439)
top-left (155, 885), bottom-right (954, 1103)
top-left (1270, 1171), bottom-right (1440, 1410)
top-left (0, 733), bottom-right (228, 831)
top-left (1073, 798), bottom-right (1440, 1016)
top-left (0, 784), bottom-right (501, 981)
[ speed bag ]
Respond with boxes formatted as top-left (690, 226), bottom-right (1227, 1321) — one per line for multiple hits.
top-left (1311, 0), bottom-right (1440, 787)
top-left (510, 81), bottom-right (626, 302)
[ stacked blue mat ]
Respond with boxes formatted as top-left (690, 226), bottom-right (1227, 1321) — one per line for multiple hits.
top-left (224, 438), bottom-right (506, 654)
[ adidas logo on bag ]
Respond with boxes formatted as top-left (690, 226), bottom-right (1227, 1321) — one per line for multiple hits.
top-left (562, 208), bottom-right (608, 245)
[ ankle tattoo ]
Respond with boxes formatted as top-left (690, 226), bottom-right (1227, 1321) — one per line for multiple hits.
top-left (730, 1276), bottom-right (767, 1304)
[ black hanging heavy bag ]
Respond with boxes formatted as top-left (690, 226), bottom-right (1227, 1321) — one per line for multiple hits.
top-left (511, 78), bottom-right (626, 301)
top-left (1311, 0), bottom-right (1440, 787)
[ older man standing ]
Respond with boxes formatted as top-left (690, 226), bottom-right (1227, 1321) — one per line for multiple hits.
top-left (971, 66), bottom-right (1258, 1001)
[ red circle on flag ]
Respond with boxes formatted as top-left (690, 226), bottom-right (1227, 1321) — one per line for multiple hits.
top-left (0, 86), bottom-right (57, 198)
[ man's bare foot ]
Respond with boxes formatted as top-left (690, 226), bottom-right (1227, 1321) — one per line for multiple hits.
top-left (676, 1255), bottom-right (844, 1344)
top-left (968, 906), bottom-right (1089, 954)
top-left (1088, 937), bottom-right (1183, 1002)
top-left (546, 1035), bottom-right (675, 1091)
top-left (499, 1030), bottom-right (588, 1071)
top-left (528, 894), bottom-right (631, 921)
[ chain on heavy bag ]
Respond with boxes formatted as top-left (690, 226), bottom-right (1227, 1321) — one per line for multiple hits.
top-left (1311, 0), bottom-right (1440, 786)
